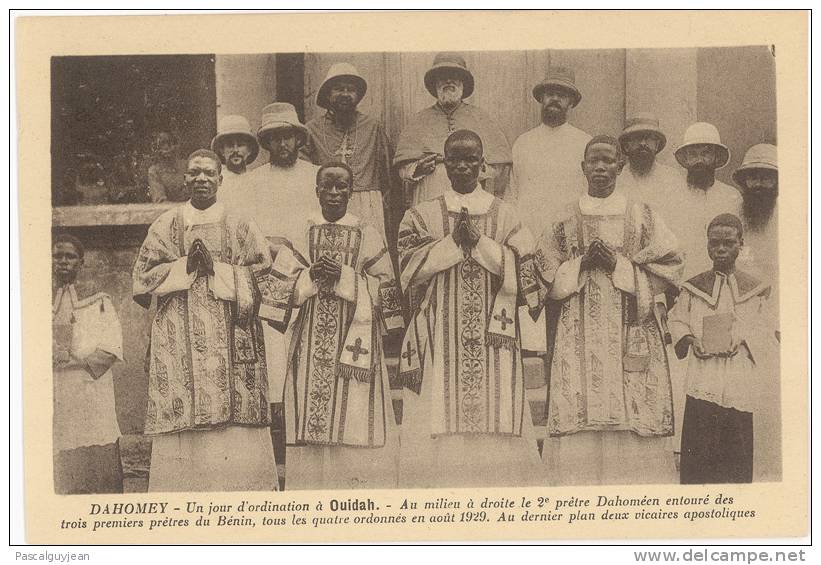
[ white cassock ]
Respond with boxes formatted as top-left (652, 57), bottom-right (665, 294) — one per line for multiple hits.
top-left (220, 159), bottom-right (320, 401)
top-left (509, 122), bottom-right (592, 352)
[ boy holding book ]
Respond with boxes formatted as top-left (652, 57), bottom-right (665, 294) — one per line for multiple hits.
top-left (669, 213), bottom-right (775, 484)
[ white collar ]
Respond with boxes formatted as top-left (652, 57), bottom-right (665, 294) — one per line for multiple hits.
top-left (443, 186), bottom-right (494, 215)
top-left (308, 210), bottom-right (360, 228)
top-left (579, 190), bottom-right (626, 216)
top-left (182, 200), bottom-right (224, 226)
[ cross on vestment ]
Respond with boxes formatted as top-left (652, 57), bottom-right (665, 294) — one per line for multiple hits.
top-left (333, 133), bottom-right (354, 164)
top-left (401, 341), bottom-right (416, 361)
top-left (346, 337), bottom-right (369, 362)
top-left (494, 308), bottom-right (513, 331)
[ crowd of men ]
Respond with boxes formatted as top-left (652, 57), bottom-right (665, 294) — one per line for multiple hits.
top-left (52, 53), bottom-right (780, 493)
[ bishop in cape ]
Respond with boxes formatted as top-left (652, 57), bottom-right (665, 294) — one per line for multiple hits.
top-left (133, 149), bottom-right (277, 492)
top-left (396, 130), bottom-right (543, 488)
top-left (265, 162), bottom-right (404, 490)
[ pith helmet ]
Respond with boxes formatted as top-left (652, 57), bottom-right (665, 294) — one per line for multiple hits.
top-left (732, 143), bottom-right (778, 186)
top-left (211, 114), bottom-right (259, 165)
top-left (618, 112), bottom-right (667, 154)
top-left (674, 122), bottom-right (730, 169)
top-left (532, 66), bottom-right (582, 107)
top-left (316, 62), bottom-right (368, 110)
top-left (256, 102), bottom-right (308, 147)
top-left (424, 52), bottom-right (475, 99)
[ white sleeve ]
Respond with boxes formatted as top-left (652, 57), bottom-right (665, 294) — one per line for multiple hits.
top-left (154, 257), bottom-right (196, 295)
top-left (208, 262), bottom-right (236, 301)
top-left (548, 256), bottom-right (585, 300)
top-left (611, 255), bottom-right (636, 294)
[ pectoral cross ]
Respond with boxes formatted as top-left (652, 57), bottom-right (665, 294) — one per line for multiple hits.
top-left (494, 308), bottom-right (513, 331)
top-left (346, 337), bottom-right (369, 362)
top-left (333, 133), bottom-right (354, 164)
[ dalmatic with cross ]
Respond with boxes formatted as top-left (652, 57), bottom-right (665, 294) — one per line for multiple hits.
top-left (269, 211), bottom-right (403, 449)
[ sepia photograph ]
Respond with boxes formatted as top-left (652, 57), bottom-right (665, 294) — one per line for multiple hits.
top-left (15, 10), bottom-right (808, 544)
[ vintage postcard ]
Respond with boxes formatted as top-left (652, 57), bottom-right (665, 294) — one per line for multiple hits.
top-left (15, 10), bottom-right (808, 543)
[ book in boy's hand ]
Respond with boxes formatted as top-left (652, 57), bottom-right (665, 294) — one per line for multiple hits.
top-left (701, 312), bottom-right (735, 355)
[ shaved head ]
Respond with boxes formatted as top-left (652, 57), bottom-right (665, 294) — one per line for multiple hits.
top-left (444, 129), bottom-right (483, 157)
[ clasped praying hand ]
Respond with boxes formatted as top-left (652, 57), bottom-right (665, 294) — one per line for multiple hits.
top-left (309, 254), bottom-right (343, 285)
top-left (186, 238), bottom-right (214, 276)
top-left (452, 206), bottom-right (480, 254)
top-left (581, 238), bottom-right (617, 274)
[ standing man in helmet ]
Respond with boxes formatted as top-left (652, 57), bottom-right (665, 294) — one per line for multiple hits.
top-left (394, 52), bottom-right (512, 205)
top-left (210, 114), bottom-right (259, 190)
top-left (672, 122), bottom-right (743, 279)
top-left (302, 63), bottom-right (395, 242)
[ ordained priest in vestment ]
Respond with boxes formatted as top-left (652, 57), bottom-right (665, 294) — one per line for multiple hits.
top-left (265, 162), bottom-right (404, 490)
top-left (133, 150), bottom-right (277, 492)
top-left (394, 53), bottom-right (512, 205)
top-left (396, 130), bottom-right (543, 488)
top-left (533, 136), bottom-right (683, 486)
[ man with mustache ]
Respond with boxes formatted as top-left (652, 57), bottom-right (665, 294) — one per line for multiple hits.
top-left (396, 130), bottom-right (543, 488)
top-left (394, 53), bottom-right (512, 205)
top-left (133, 149), bottom-right (278, 492)
top-left (302, 63), bottom-right (395, 241)
top-left (617, 113), bottom-right (680, 223)
top-left (531, 136), bottom-right (683, 485)
top-left (264, 162), bottom-right (404, 489)
top-left (210, 114), bottom-right (259, 188)
top-left (510, 66), bottom-right (591, 354)
top-left (219, 103), bottom-right (320, 452)
top-left (672, 122), bottom-right (743, 279)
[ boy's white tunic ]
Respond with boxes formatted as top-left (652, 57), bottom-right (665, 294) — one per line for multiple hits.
top-left (52, 283), bottom-right (123, 452)
top-left (220, 159), bottom-right (320, 401)
top-left (397, 187), bottom-right (544, 488)
top-left (267, 211), bottom-right (404, 490)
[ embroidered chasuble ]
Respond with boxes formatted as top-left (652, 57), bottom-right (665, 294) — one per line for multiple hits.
top-left (302, 111), bottom-right (395, 238)
top-left (534, 195), bottom-right (684, 439)
top-left (267, 212), bottom-right (403, 450)
top-left (133, 202), bottom-right (272, 435)
top-left (395, 189), bottom-right (543, 486)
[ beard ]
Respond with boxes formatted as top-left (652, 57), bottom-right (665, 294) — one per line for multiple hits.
top-left (225, 153), bottom-right (247, 174)
top-left (541, 104), bottom-right (567, 127)
top-left (270, 147), bottom-right (298, 168)
top-left (436, 84), bottom-right (463, 111)
top-left (687, 164), bottom-right (715, 189)
top-left (742, 194), bottom-right (777, 230)
top-left (628, 149), bottom-right (655, 175)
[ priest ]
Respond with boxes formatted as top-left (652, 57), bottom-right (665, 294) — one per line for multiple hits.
top-left (396, 129), bottom-right (543, 488)
top-left (265, 162), bottom-right (404, 490)
top-left (133, 149), bottom-right (277, 492)
top-left (532, 136), bottom-right (683, 485)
